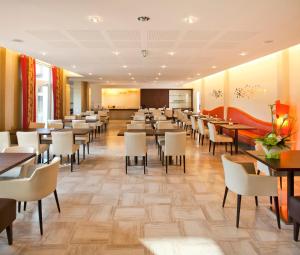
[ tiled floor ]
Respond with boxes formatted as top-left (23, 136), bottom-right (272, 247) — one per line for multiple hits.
top-left (1, 120), bottom-right (300, 255)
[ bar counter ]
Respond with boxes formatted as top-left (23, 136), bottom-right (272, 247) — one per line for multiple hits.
top-left (108, 108), bottom-right (139, 120)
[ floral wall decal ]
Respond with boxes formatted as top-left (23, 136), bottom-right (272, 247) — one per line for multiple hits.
top-left (234, 84), bottom-right (266, 99)
top-left (211, 89), bottom-right (223, 99)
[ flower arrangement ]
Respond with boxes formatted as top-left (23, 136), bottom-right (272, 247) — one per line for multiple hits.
top-left (255, 103), bottom-right (294, 159)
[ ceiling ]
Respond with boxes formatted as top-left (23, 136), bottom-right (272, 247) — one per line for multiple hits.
top-left (1, 0), bottom-right (300, 87)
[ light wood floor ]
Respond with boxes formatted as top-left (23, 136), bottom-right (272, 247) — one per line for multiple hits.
top-left (1, 120), bottom-right (300, 255)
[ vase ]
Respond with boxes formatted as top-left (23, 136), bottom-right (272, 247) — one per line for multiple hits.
top-left (262, 145), bottom-right (284, 159)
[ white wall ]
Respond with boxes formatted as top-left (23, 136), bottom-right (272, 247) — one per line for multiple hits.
top-left (73, 81), bottom-right (82, 114)
top-left (101, 89), bottom-right (140, 109)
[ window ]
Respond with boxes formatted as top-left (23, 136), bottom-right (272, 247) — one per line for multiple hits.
top-left (36, 62), bottom-right (52, 122)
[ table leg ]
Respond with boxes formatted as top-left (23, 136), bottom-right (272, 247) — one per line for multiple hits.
top-left (234, 130), bottom-right (239, 154)
top-left (287, 171), bottom-right (295, 222)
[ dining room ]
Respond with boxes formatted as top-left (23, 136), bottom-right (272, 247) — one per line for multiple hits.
top-left (1, 1), bottom-right (300, 255)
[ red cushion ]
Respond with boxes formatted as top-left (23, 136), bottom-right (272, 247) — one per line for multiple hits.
top-left (203, 106), bottom-right (224, 119)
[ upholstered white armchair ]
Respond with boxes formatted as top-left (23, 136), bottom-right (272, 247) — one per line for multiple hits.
top-left (51, 131), bottom-right (80, 171)
top-left (47, 120), bottom-right (63, 129)
top-left (197, 118), bottom-right (209, 145)
top-left (221, 154), bottom-right (280, 229)
top-left (207, 122), bottom-right (233, 155)
top-left (124, 132), bottom-right (147, 174)
top-left (190, 116), bottom-right (198, 139)
top-left (161, 132), bottom-right (186, 174)
top-left (0, 131), bottom-right (11, 152)
top-left (0, 157), bottom-right (61, 235)
top-left (72, 122), bottom-right (90, 159)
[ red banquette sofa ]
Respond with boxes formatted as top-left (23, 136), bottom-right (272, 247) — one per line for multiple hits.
top-left (203, 106), bottom-right (272, 146)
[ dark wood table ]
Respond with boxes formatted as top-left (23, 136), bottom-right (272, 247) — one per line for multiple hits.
top-left (0, 153), bottom-right (36, 175)
top-left (220, 124), bottom-right (256, 153)
top-left (245, 150), bottom-right (300, 223)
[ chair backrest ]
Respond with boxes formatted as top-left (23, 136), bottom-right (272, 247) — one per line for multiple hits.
top-left (0, 131), bottom-right (11, 152)
top-left (154, 115), bottom-right (166, 121)
top-left (72, 120), bottom-right (86, 128)
top-left (164, 132), bottom-right (186, 156)
top-left (86, 111), bottom-right (95, 115)
top-left (47, 120), bottom-right (63, 129)
top-left (64, 115), bottom-right (76, 120)
top-left (51, 131), bottom-right (73, 155)
top-left (190, 116), bottom-right (197, 129)
top-left (157, 122), bottom-right (175, 129)
top-left (165, 109), bottom-right (173, 118)
top-left (17, 132), bottom-right (40, 151)
top-left (131, 120), bottom-right (145, 124)
top-left (221, 154), bottom-right (250, 195)
top-left (127, 123), bottom-right (146, 129)
top-left (27, 157), bottom-right (60, 200)
top-left (197, 118), bottom-right (205, 135)
top-left (98, 111), bottom-right (108, 117)
top-left (207, 123), bottom-right (217, 142)
top-left (29, 122), bottom-right (45, 129)
top-left (72, 122), bottom-right (90, 129)
top-left (125, 132), bottom-right (146, 156)
top-left (86, 115), bottom-right (97, 120)
top-left (133, 115), bottom-right (146, 121)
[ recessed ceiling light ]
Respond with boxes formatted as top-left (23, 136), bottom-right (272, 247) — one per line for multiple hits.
top-left (158, 72), bottom-right (162, 76)
top-left (211, 65), bottom-right (217, 69)
top-left (131, 77), bottom-right (135, 80)
top-left (160, 65), bottom-right (167, 69)
top-left (187, 77), bottom-right (192, 80)
top-left (112, 51), bottom-right (120, 56)
top-left (71, 64), bottom-right (76, 69)
top-left (239, 51), bottom-right (248, 56)
top-left (88, 15), bottom-right (103, 23)
top-left (196, 73), bottom-right (201, 76)
top-left (12, 38), bottom-right (24, 43)
top-left (88, 72), bottom-right (93, 75)
top-left (41, 52), bottom-right (47, 56)
top-left (106, 80), bottom-right (110, 83)
top-left (183, 15), bottom-right (198, 24)
top-left (168, 51), bottom-right (175, 56)
top-left (264, 40), bottom-right (274, 44)
top-left (122, 65), bottom-right (128, 68)
top-left (137, 16), bottom-right (150, 22)
top-left (128, 72), bottom-right (132, 76)
top-left (155, 77), bottom-right (159, 80)
top-left (98, 77), bottom-right (103, 80)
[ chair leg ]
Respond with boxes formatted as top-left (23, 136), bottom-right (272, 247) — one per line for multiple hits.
top-left (165, 156), bottom-right (168, 174)
top-left (236, 194), bottom-right (242, 228)
top-left (146, 153), bottom-right (148, 166)
top-left (183, 155), bottom-right (186, 173)
top-left (255, 196), bottom-right (258, 207)
top-left (209, 140), bottom-right (211, 152)
top-left (125, 156), bottom-right (128, 174)
top-left (18, 201), bottom-right (21, 213)
top-left (294, 222), bottom-right (299, 241)
top-left (71, 154), bottom-right (74, 172)
top-left (201, 134), bottom-right (204, 145)
top-left (225, 143), bottom-right (227, 152)
top-left (6, 224), bottom-right (13, 245)
top-left (222, 186), bottom-right (228, 207)
top-left (180, 156), bottom-right (182, 166)
top-left (47, 149), bottom-right (50, 164)
top-left (274, 196), bottom-right (281, 229)
top-left (280, 177), bottom-right (282, 189)
top-left (269, 196), bottom-right (273, 205)
top-left (198, 133), bottom-right (201, 143)
top-left (87, 143), bottom-right (90, 154)
top-left (213, 142), bottom-right (216, 156)
top-left (54, 189), bottom-right (61, 213)
top-left (230, 143), bottom-right (233, 155)
top-left (24, 201), bottom-right (27, 211)
top-left (38, 200), bottom-right (43, 235)
top-left (143, 156), bottom-right (146, 174)
top-left (77, 150), bottom-right (80, 165)
top-left (83, 144), bottom-right (86, 160)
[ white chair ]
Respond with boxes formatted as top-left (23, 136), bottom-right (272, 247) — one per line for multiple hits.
top-left (72, 120), bottom-right (86, 127)
top-left (0, 147), bottom-right (36, 179)
top-left (47, 120), bottom-right (63, 129)
top-left (156, 122), bottom-right (175, 157)
top-left (0, 157), bottom-right (61, 235)
top-left (131, 120), bottom-right (145, 124)
top-left (221, 154), bottom-right (280, 229)
top-left (207, 122), bottom-right (233, 155)
top-left (197, 118), bottom-right (209, 145)
top-left (86, 110), bottom-right (94, 115)
top-left (85, 115), bottom-right (98, 137)
top-left (64, 115), bottom-right (76, 120)
top-left (161, 132), bottom-right (186, 174)
top-left (51, 132), bottom-right (80, 171)
top-left (0, 131), bottom-right (11, 152)
top-left (17, 131), bottom-right (49, 163)
top-left (164, 109), bottom-right (173, 119)
top-left (133, 115), bottom-right (146, 121)
top-left (154, 115), bottom-right (167, 121)
top-left (124, 132), bottom-right (147, 174)
top-left (71, 122), bottom-right (90, 159)
top-left (190, 116), bottom-right (198, 139)
top-left (127, 123), bottom-right (146, 129)
top-left (29, 122), bottom-right (45, 129)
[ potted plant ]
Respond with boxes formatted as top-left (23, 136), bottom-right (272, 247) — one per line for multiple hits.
top-left (255, 104), bottom-right (294, 159)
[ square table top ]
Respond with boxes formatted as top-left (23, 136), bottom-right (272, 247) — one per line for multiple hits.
top-left (0, 153), bottom-right (36, 174)
top-left (10, 128), bottom-right (62, 135)
top-left (245, 150), bottom-right (300, 172)
top-left (220, 124), bottom-right (256, 130)
top-left (154, 128), bottom-right (186, 136)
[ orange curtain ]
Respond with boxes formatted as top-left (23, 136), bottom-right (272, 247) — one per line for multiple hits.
top-left (52, 66), bottom-right (63, 119)
top-left (20, 55), bottom-right (36, 128)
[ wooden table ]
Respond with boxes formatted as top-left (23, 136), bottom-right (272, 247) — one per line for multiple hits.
top-left (117, 129), bottom-right (154, 136)
top-left (56, 128), bottom-right (92, 142)
top-left (245, 150), bottom-right (300, 223)
top-left (220, 124), bottom-right (256, 153)
top-left (0, 153), bottom-right (36, 175)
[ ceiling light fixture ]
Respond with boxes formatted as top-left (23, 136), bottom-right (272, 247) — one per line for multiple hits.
top-left (264, 40), bottom-right (274, 44)
top-left (141, 49), bottom-right (148, 58)
top-left (41, 52), bottom-right (47, 56)
top-left (88, 15), bottom-right (103, 23)
top-left (128, 72), bottom-right (132, 76)
top-left (71, 65), bottom-right (76, 69)
top-left (155, 77), bottom-right (159, 80)
top-left (98, 77), bottom-right (103, 80)
top-left (88, 72), bottom-right (93, 75)
top-left (187, 77), bottom-right (192, 80)
top-left (168, 51), bottom-right (175, 56)
top-left (196, 73), bottom-right (201, 76)
top-left (158, 73), bottom-right (162, 76)
top-left (12, 38), bottom-right (24, 43)
top-left (183, 15), bottom-right (198, 24)
top-left (137, 16), bottom-right (150, 22)
top-left (122, 65), bottom-right (128, 68)
top-left (211, 65), bottom-right (217, 69)
top-left (239, 51), bottom-right (248, 56)
top-left (131, 77), bottom-right (135, 80)
top-left (160, 65), bottom-right (167, 69)
top-left (112, 51), bottom-right (120, 56)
